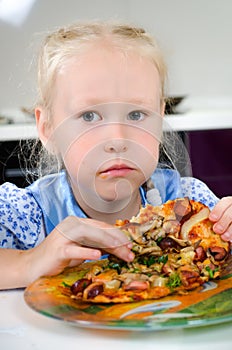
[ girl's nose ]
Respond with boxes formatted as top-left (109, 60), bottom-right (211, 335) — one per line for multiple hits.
top-left (104, 139), bottom-right (128, 153)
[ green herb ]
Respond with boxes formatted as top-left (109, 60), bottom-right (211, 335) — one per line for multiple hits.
top-left (107, 261), bottom-right (127, 273)
top-left (147, 256), bottom-right (157, 267)
top-left (138, 255), bottom-right (168, 267)
top-left (83, 281), bottom-right (88, 288)
top-left (107, 262), bottom-right (121, 273)
top-left (205, 266), bottom-right (219, 279)
top-left (137, 256), bottom-right (155, 267)
top-left (157, 255), bottom-right (168, 264)
top-left (133, 268), bottom-right (141, 273)
top-left (166, 273), bottom-right (182, 290)
top-left (61, 281), bottom-right (71, 287)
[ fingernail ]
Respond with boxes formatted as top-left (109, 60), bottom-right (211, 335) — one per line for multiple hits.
top-left (209, 213), bottom-right (218, 220)
top-left (92, 250), bottom-right (101, 258)
top-left (214, 224), bottom-right (224, 233)
top-left (127, 252), bottom-right (134, 261)
top-left (222, 232), bottom-right (231, 241)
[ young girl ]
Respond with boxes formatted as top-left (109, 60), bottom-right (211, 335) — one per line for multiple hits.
top-left (0, 21), bottom-right (231, 290)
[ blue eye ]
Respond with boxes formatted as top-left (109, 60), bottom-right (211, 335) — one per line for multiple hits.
top-left (127, 111), bottom-right (145, 121)
top-left (80, 111), bottom-right (101, 122)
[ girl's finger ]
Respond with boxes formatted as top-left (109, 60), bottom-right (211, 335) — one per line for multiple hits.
top-left (106, 245), bottom-right (134, 262)
top-left (209, 196), bottom-right (232, 222)
top-left (220, 223), bottom-right (232, 242)
top-left (56, 216), bottom-right (131, 250)
top-left (212, 206), bottom-right (232, 234)
top-left (62, 245), bottom-right (102, 261)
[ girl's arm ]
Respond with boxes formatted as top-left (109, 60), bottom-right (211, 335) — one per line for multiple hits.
top-left (0, 248), bottom-right (33, 289)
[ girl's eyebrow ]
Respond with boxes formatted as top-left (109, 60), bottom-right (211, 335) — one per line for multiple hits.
top-left (70, 98), bottom-right (156, 111)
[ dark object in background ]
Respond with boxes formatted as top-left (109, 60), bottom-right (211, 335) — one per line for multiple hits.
top-left (187, 129), bottom-right (232, 198)
top-left (0, 140), bottom-right (41, 187)
top-left (164, 96), bottom-right (186, 115)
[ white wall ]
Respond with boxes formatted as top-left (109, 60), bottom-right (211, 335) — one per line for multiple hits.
top-left (0, 0), bottom-right (232, 111)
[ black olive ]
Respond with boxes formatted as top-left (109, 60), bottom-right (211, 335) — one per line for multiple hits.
top-left (158, 237), bottom-right (181, 251)
top-left (70, 278), bottom-right (91, 295)
top-left (87, 284), bottom-right (104, 299)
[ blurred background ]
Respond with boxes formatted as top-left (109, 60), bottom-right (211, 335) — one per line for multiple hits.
top-left (1, 0), bottom-right (232, 107)
top-left (0, 0), bottom-right (231, 197)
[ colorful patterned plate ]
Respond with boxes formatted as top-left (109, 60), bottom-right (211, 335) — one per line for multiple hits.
top-left (24, 260), bottom-right (232, 331)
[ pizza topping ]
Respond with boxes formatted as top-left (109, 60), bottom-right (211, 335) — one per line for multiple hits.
top-left (70, 278), bottom-right (92, 295)
top-left (158, 237), bottom-right (181, 251)
top-left (173, 197), bottom-right (192, 221)
top-left (178, 266), bottom-right (201, 289)
top-left (150, 275), bottom-right (168, 287)
top-left (92, 269), bottom-right (118, 283)
top-left (194, 246), bottom-right (207, 262)
top-left (69, 198), bottom-right (231, 303)
top-left (83, 282), bottom-right (104, 299)
top-left (208, 246), bottom-right (228, 262)
top-left (180, 207), bottom-right (210, 241)
top-left (123, 280), bottom-right (149, 291)
top-left (104, 279), bottom-right (121, 291)
top-left (162, 220), bottom-right (180, 236)
top-left (166, 272), bottom-right (182, 289)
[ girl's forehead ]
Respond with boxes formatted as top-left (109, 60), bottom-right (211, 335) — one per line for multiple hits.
top-left (54, 47), bottom-right (162, 113)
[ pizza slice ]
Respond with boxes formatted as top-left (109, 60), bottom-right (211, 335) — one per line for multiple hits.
top-left (70, 197), bottom-right (231, 303)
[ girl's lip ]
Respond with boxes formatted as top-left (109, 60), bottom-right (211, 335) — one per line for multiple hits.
top-left (102, 164), bottom-right (134, 172)
top-left (98, 164), bottom-right (135, 178)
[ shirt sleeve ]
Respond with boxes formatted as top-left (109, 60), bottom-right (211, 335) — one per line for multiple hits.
top-left (0, 182), bottom-right (45, 249)
top-left (180, 176), bottom-right (219, 210)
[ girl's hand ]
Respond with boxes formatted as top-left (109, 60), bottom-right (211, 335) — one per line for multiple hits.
top-left (209, 196), bottom-right (232, 241)
top-left (26, 216), bottom-right (134, 284)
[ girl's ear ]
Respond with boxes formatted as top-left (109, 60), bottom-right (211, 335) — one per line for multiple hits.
top-left (160, 100), bottom-right (165, 116)
top-left (35, 107), bottom-right (55, 153)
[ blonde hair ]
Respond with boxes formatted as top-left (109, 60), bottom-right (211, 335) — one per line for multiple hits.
top-left (37, 21), bottom-right (167, 113)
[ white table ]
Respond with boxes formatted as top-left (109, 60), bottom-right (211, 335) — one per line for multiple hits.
top-left (0, 110), bottom-right (231, 141)
top-left (1, 289), bottom-right (232, 350)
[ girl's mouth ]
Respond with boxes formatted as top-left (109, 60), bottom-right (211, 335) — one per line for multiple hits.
top-left (98, 164), bottom-right (135, 179)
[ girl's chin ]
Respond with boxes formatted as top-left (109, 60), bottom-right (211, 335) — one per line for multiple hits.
top-left (96, 184), bottom-right (135, 202)
top-left (96, 193), bottom-right (131, 203)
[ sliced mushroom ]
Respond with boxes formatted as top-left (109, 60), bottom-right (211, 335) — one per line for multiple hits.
top-left (104, 279), bottom-right (121, 290)
top-left (86, 265), bottom-right (104, 279)
top-left (92, 269), bottom-right (118, 283)
top-left (131, 243), bottom-right (145, 253)
top-left (150, 275), bottom-right (168, 287)
top-left (163, 220), bottom-right (181, 235)
top-left (168, 235), bottom-right (188, 247)
top-left (180, 207), bottom-right (210, 241)
top-left (137, 245), bottom-right (162, 256)
top-left (118, 272), bottom-right (149, 282)
top-left (145, 227), bottom-right (166, 241)
top-left (121, 223), bottom-right (145, 244)
top-left (122, 215), bottom-right (164, 243)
